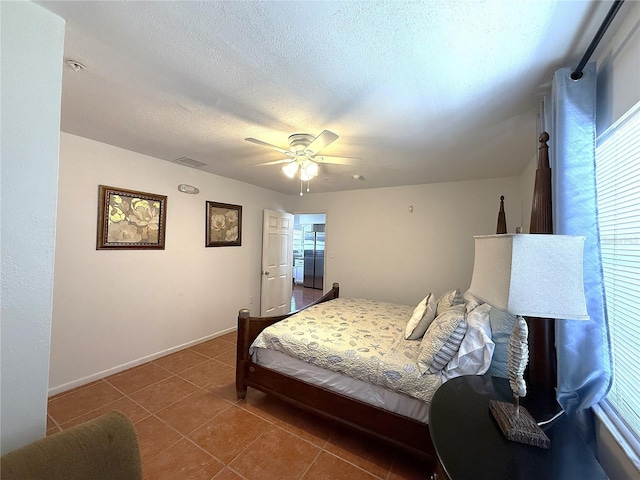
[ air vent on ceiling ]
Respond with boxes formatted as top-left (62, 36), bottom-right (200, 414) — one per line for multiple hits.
top-left (173, 157), bottom-right (207, 168)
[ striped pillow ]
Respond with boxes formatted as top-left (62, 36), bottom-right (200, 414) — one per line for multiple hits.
top-left (428, 317), bottom-right (467, 374)
top-left (417, 304), bottom-right (467, 374)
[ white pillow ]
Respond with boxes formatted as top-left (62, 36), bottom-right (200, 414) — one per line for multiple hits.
top-left (442, 303), bottom-right (495, 380)
top-left (404, 293), bottom-right (437, 340)
top-left (435, 289), bottom-right (464, 316)
top-left (417, 304), bottom-right (467, 374)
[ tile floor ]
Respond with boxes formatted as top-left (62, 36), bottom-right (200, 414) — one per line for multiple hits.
top-left (47, 333), bottom-right (433, 480)
top-left (291, 284), bottom-right (325, 311)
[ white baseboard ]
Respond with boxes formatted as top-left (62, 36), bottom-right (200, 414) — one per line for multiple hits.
top-left (47, 327), bottom-right (236, 397)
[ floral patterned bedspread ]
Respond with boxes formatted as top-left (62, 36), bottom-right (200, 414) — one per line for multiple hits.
top-left (250, 297), bottom-right (442, 402)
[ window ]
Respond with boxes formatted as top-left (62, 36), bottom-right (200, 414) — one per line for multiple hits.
top-left (595, 100), bottom-right (640, 454)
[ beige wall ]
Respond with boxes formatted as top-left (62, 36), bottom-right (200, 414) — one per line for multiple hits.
top-left (596, 1), bottom-right (640, 134)
top-left (1, 1), bottom-right (65, 453)
top-left (49, 133), bottom-right (292, 392)
top-left (295, 177), bottom-right (522, 306)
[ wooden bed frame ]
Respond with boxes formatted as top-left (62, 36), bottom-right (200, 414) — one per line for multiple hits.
top-left (236, 133), bottom-right (554, 461)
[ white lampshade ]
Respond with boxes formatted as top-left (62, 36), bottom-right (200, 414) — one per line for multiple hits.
top-left (468, 234), bottom-right (589, 320)
top-left (299, 161), bottom-right (319, 181)
top-left (303, 161), bottom-right (319, 177)
top-left (282, 162), bottom-right (299, 179)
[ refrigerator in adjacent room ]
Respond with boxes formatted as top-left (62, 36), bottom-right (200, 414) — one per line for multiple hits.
top-left (303, 224), bottom-right (325, 289)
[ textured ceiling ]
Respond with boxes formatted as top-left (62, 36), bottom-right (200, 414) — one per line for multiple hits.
top-left (38, 0), bottom-right (622, 195)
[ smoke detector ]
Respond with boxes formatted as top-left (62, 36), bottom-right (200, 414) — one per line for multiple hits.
top-left (177, 184), bottom-right (200, 194)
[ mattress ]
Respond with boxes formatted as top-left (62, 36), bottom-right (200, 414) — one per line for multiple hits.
top-left (252, 346), bottom-right (432, 423)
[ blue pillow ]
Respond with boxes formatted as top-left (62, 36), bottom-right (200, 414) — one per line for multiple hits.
top-left (486, 307), bottom-right (516, 378)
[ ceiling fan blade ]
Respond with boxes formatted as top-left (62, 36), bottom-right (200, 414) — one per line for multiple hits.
top-left (245, 137), bottom-right (292, 156)
top-left (305, 130), bottom-right (339, 155)
top-left (253, 158), bottom-right (293, 166)
top-left (314, 155), bottom-right (361, 166)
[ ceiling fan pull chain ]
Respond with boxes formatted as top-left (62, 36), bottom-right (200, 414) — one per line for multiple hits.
top-left (299, 177), bottom-right (304, 196)
top-left (307, 180), bottom-right (311, 193)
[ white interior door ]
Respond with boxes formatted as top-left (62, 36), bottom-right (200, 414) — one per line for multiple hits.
top-left (260, 209), bottom-right (294, 316)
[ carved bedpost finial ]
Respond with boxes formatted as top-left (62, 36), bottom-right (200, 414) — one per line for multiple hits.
top-left (539, 131), bottom-right (549, 144)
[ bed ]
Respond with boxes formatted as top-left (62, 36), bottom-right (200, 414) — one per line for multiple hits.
top-left (236, 133), bottom-right (554, 461)
top-left (237, 287), bottom-right (494, 458)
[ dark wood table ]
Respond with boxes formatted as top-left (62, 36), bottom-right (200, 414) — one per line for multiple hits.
top-left (429, 375), bottom-right (609, 480)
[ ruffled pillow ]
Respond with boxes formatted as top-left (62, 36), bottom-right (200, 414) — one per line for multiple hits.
top-left (404, 293), bottom-right (436, 340)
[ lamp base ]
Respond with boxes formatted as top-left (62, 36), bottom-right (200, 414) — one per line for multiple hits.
top-left (489, 400), bottom-right (550, 449)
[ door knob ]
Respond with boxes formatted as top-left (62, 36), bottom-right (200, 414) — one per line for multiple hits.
top-left (264, 271), bottom-right (270, 275)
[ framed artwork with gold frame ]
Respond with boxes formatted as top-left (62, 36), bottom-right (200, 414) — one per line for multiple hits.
top-left (97, 185), bottom-right (167, 250)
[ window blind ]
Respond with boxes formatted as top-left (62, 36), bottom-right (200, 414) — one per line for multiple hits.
top-left (596, 100), bottom-right (640, 442)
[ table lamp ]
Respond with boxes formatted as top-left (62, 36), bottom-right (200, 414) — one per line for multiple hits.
top-left (468, 234), bottom-right (589, 448)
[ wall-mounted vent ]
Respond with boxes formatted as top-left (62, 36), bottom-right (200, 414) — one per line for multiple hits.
top-left (173, 157), bottom-right (207, 168)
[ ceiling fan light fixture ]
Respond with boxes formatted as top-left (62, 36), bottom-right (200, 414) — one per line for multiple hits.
top-left (282, 162), bottom-right (299, 178)
top-left (303, 161), bottom-right (319, 178)
top-left (246, 130), bottom-right (348, 195)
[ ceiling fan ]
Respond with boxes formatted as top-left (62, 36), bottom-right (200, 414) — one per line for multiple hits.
top-left (245, 130), bottom-right (358, 195)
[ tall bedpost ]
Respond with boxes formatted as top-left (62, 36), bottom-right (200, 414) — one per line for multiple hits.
top-left (527, 132), bottom-right (557, 416)
top-left (236, 309), bottom-right (251, 399)
top-left (496, 195), bottom-right (507, 234)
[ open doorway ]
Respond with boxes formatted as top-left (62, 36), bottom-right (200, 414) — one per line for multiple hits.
top-left (292, 213), bottom-right (326, 311)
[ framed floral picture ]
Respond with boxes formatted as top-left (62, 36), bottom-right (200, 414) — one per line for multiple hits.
top-left (206, 201), bottom-right (242, 247)
top-left (97, 185), bottom-right (167, 250)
